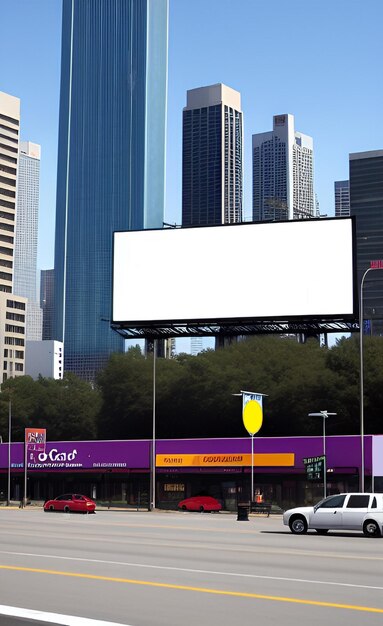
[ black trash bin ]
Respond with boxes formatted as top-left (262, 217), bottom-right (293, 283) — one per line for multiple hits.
top-left (237, 504), bottom-right (249, 521)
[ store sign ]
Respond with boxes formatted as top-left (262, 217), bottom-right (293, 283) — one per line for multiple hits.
top-left (19, 441), bottom-right (148, 470)
top-left (28, 447), bottom-right (83, 469)
top-left (164, 484), bottom-right (185, 492)
top-left (25, 428), bottom-right (47, 466)
top-left (303, 455), bottom-right (325, 481)
top-left (156, 453), bottom-right (294, 468)
top-left (25, 428), bottom-right (46, 449)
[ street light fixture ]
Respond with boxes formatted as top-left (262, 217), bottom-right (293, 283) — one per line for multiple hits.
top-left (359, 261), bottom-right (383, 493)
top-left (151, 339), bottom-right (157, 511)
top-left (308, 410), bottom-right (337, 499)
top-left (7, 399), bottom-right (11, 506)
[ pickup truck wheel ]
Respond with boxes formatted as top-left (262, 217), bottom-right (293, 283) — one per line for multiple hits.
top-left (363, 520), bottom-right (381, 537)
top-left (289, 515), bottom-right (307, 534)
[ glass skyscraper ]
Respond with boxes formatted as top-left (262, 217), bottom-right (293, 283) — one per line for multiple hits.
top-left (334, 180), bottom-right (350, 217)
top-left (14, 142), bottom-right (43, 341)
top-left (54, 0), bottom-right (168, 379)
top-left (40, 269), bottom-right (54, 341)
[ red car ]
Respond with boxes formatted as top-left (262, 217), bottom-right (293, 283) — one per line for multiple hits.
top-left (44, 493), bottom-right (96, 514)
top-left (178, 495), bottom-right (222, 512)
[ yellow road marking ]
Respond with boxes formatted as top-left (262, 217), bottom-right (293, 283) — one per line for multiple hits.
top-left (1, 565), bottom-right (383, 614)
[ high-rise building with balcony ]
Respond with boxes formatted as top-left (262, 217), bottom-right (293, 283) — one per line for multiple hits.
top-left (0, 91), bottom-right (27, 381)
top-left (335, 180), bottom-right (350, 217)
top-left (252, 114), bottom-right (314, 222)
top-left (14, 141), bottom-right (42, 341)
top-left (54, 0), bottom-right (168, 380)
top-left (182, 83), bottom-right (243, 226)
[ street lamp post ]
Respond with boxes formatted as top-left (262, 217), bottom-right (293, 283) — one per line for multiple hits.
top-left (359, 261), bottom-right (383, 493)
top-left (308, 411), bottom-right (337, 499)
top-left (151, 339), bottom-right (157, 511)
top-left (7, 400), bottom-right (11, 506)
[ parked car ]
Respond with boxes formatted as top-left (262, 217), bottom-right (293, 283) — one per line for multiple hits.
top-left (44, 493), bottom-right (96, 514)
top-left (178, 495), bottom-right (222, 512)
top-left (283, 493), bottom-right (383, 537)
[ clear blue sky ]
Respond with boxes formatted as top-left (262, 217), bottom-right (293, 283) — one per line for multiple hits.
top-left (0, 0), bottom-right (382, 274)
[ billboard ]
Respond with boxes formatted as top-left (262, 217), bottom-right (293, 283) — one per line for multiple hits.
top-left (113, 218), bottom-right (356, 326)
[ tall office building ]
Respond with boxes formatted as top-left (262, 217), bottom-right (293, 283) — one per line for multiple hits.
top-left (14, 141), bottom-right (42, 340)
top-left (182, 83), bottom-right (243, 226)
top-left (350, 150), bottom-right (383, 334)
top-left (190, 337), bottom-right (203, 356)
top-left (0, 91), bottom-right (27, 381)
top-left (335, 180), bottom-right (350, 217)
top-left (40, 270), bottom-right (55, 341)
top-left (54, 0), bottom-right (168, 380)
top-left (40, 269), bottom-right (54, 340)
top-left (252, 114), bottom-right (314, 222)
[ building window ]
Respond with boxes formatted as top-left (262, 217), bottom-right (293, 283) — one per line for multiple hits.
top-left (5, 324), bottom-right (25, 334)
top-left (0, 113), bottom-right (19, 126)
top-left (6, 300), bottom-right (26, 310)
top-left (4, 337), bottom-right (24, 346)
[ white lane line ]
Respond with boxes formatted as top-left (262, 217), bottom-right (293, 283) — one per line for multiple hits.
top-left (0, 604), bottom-right (130, 625)
top-left (1, 550), bottom-right (382, 592)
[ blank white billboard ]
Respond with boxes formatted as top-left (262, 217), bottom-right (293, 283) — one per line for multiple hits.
top-left (113, 219), bottom-right (355, 325)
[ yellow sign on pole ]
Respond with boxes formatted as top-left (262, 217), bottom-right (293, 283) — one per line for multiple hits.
top-left (242, 396), bottom-right (263, 436)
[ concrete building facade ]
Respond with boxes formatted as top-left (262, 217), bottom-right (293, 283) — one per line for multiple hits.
top-left (25, 339), bottom-right (63, 380)
top-left (0, 91), bottom-right (27, 381)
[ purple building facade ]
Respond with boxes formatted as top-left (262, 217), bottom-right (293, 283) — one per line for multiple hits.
top-left (0, 435), bottom-right (382, 509)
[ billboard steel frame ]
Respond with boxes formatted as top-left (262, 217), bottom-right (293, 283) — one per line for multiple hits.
top-left (111, 319), bottom-right (359, 339)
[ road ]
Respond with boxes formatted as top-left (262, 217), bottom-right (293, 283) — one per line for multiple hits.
top-left (0, 508), bottom-right (383, 625)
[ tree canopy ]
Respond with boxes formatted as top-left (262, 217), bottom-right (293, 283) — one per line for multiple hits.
top-left (0, 372), bottom-right (100, 442)
top-left (1, 335), bottom-right (382, 443)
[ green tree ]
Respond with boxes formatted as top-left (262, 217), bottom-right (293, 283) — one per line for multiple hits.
top-left (0, 373), bottom-right (100, 441)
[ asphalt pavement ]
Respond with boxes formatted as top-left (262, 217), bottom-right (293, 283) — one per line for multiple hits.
top-left (1, 508), bottom-right (383, 625)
